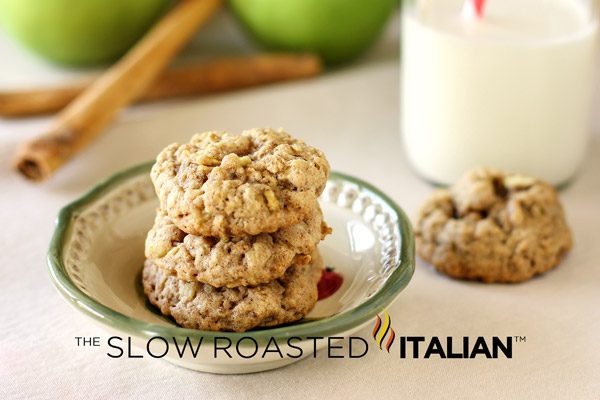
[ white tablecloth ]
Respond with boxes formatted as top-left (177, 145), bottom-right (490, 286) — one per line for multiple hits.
top-left (1, 12), bottom-right (599, 400)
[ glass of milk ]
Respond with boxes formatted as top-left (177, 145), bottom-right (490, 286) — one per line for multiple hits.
top-left (401, 0), bottom-right (599, 186)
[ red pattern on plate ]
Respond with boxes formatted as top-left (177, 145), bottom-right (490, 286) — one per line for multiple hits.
top-left (317, 267), bottom-right (343, 300)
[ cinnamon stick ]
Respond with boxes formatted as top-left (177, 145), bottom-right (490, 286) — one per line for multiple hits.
top-left (13, 0), bottom-right (222, 181)
top-left (0, 54), bottom-right (322, 118)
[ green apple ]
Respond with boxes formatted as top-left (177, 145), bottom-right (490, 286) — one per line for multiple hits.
top-left (0, 0), bottom-right (169, 66)
top-left (229, 0), bottom-right (398, 65)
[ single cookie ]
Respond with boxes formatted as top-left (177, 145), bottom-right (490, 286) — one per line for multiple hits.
top-left (416, 167), bottom-right (572, 283)
top-left (151, 128), bottom-right (330, 237)
top-left (144, 206), bottom-right (331, 288)
top-left (143, 252), bottom-right (324, 332)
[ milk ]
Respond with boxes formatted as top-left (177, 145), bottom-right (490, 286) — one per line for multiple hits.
top-left (401, 0), bottom-right (599, 185)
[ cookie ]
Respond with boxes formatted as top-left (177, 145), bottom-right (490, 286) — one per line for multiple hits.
top-left (144, 207), bottom-right (331, 288)
top-left (150, 128), bottom-right (330, 237)
top-left (416, 167), bottom-right (572, 283)
top-left (142, 252), bottom-right (323, 332)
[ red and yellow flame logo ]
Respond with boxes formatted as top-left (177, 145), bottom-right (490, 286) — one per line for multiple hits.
top-left (372, 309), bottom-right (395, 352)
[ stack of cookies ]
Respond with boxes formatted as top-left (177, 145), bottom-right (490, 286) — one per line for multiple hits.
top-left (142, 128), bottom-right (331, 332)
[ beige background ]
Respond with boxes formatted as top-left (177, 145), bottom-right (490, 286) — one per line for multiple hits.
top-left (0, 11), bottom-right (599, 400)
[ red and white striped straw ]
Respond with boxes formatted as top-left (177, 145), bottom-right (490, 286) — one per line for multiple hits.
top-left (473, 0), bottom-right (487, 17)
top-left (463, 0), bottom-right (487, 19)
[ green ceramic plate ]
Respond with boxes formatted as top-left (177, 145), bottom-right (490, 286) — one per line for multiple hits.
top-left (48, 162), bottom-right (414, 373)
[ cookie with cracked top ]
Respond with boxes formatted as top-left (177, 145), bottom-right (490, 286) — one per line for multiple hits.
top-left (145, 206), bottom-right (331, 288)
top-left (143, 251), bottom-right (323, 332)
top-left (416, 167), bottom-right (572, 283)
top-left (150, 128), bottom-right (329, 237)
